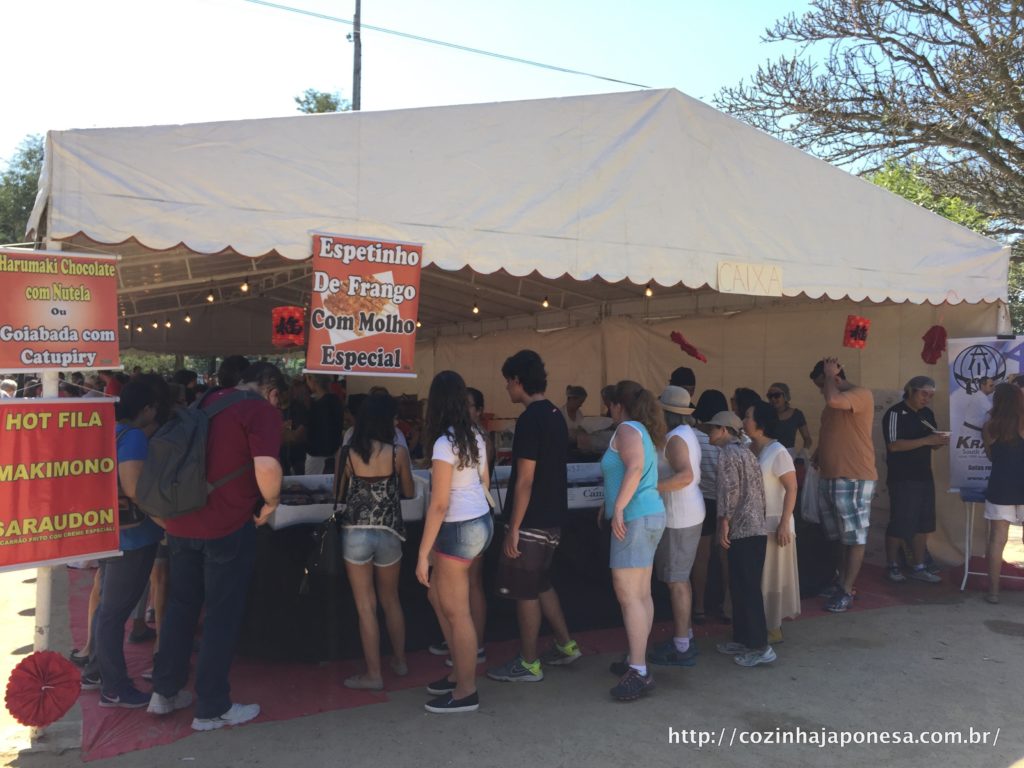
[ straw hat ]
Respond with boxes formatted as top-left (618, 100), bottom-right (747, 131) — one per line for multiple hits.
top-left (707, 410), bottom-right (742, 433)
top-left (658, 386), bottom-right (695, 415)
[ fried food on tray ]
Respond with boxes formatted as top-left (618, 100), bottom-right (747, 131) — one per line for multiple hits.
top-left (322, 278), bottom-right (391, 335)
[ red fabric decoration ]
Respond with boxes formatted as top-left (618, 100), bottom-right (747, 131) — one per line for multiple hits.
top-left (921, 325), bottom-right (947, 364)
top-left (843, 315), bottom-right (870, 349)
top-left (5, 651), bottom-right (81, 727)
top-left (272, 306), bottom-right (306, 348)
top-left (670, 331), bottom-right (708, 363)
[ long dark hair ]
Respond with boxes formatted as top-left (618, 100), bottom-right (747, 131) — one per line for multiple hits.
top-left (612, 380), bottom-right (666, 447)
top-left (984, 383), bottom-right (1024, 445)
top-left (350, 393), bottom-right (397, 463)
top-left (426, 371), bottom-right (480, 469)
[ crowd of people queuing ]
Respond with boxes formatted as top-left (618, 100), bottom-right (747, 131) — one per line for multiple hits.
top-left (14, 346), bottom-right (1016, 724)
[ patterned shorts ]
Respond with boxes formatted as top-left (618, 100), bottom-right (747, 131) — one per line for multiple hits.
top-left (818, 478), bottom-right (875, 546)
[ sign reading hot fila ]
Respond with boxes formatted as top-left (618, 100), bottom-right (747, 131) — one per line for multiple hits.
top-left (0, 401), bottom-right (120, 572)
top-left (305, 234), bottom-right (421, 378)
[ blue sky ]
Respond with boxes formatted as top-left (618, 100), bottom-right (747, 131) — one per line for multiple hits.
top-left (1, 0), bottom-right (808, 160)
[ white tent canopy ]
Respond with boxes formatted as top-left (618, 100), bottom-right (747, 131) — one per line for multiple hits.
top-left (29, 88), bottom-right (1009, 307)
top-left (19, 88), bottom-right (1014, 563)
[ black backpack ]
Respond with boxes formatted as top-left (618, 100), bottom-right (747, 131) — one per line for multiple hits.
top-left (135, 389), bottom-right (263, 518)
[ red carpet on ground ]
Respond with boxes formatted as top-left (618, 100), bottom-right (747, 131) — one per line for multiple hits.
top-left (69, 561), bottom-right (990, 761)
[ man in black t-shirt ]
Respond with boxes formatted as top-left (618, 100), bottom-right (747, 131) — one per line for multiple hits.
top-left (303, 374), bottom-right (344, 475)
top-left (881, 376), bottom-right (949, 583)
top-left (487, 350), bottom-right (581, 684)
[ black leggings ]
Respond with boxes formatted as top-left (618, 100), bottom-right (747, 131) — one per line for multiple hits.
top-left (728, 535), bottom-right (768, 650)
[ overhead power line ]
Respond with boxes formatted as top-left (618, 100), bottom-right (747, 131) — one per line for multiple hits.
top-left (240, 0), bottom-right (651, 89)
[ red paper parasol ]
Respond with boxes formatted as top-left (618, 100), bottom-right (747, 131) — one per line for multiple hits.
top-left (5, 651), bottom-right (81, 727)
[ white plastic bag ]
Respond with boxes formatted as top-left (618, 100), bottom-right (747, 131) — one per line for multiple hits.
top-left (800, 460), bottom-right (821, 524)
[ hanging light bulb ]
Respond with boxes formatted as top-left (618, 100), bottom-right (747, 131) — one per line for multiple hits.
top-left (541, 296), bottom-right (550, 309)
top-left (240, 280), bottom-right (250, 293)
top-left (472, 302), bottom-right (480, 315)
top-left (416, 320), bottom-right (422, 328)
top-left (151, 321), bottom-right (159, 329)
top-left (207, 291), bottom-right (215, 303)
top-left (164, 319), bottom-right (172, 328)
top-left (135, 325), bottom-right (143, 333)
top-left (184, 313), bottom-right (192, 324)
top-left (123, 321), bottom-right (130, 330)
top-left (644, 282), bottom-right (654, 298)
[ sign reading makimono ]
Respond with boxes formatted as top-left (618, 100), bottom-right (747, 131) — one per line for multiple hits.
top-left (0, 400), bottom-right (120, 571)
top-left (0, 249), bottom-right (120, 372)
top-left (306, 234), bottom-right (421, 378)
top-left (947, 336), bottom-right (1024, 493)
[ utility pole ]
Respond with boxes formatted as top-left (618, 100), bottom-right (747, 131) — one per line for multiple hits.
top-left (352, 0), bottom-right (361, 111)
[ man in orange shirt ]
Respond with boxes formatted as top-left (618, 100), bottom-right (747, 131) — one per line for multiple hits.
top-left (810, 357), bottom-right (876, 613)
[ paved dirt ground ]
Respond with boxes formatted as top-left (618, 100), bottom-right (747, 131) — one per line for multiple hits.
top-left (3, 557), bottom-right (1023, 768)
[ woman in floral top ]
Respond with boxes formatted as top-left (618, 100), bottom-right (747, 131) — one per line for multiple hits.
top-left (706, 411), bottom-right (775, 668)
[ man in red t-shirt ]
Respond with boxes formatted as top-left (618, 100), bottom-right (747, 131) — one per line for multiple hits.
top-left (148, 362), bottom-right (285, 731)
top-left (99, 370), bottom-right (122, 397)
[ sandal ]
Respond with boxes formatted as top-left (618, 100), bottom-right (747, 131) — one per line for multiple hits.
top-left (985, 593), bottom-right (1000, 604)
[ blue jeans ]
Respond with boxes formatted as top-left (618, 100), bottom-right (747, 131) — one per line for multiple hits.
top-left (84, 544), bottom-right (158, 696)
top-left (152, 522), bottom-right (256, 719)
top-left (434, 514), bottom-right (493, 562)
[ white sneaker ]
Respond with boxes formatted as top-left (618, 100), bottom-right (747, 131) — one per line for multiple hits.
top-left (909, 567), bottom-right (941, 584)
top-left (191, 703), bottom-right (260, 731)
top-left (734, 646), bottom-right (777, 667)
top-left (147, 690), bottom-right (193, 715)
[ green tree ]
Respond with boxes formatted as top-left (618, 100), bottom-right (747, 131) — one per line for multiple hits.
top-left (714, 1), bottom-right (1024, 249)
top-left (295, 89), bottom-right (351, 114)
top-left (870, 161), bottom-right (1024, 332)
top-left (0, 135), bottom-right (44, 244)
top-left (869, 161), bottom-right (989, 234)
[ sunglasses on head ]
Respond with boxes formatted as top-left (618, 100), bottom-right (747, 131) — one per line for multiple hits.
top-left (767, 391), bottom-right (784, 399)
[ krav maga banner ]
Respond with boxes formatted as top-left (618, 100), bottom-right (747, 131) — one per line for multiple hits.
top-left (947, 337), bottom-right (1024, 493)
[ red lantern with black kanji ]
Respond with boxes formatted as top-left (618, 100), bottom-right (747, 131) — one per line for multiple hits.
top-left (843, 315), bottom-right (870, 349)
top-left (272, 306), bottom-right (305, 348)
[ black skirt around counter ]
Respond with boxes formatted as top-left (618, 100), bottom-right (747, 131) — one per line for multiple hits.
top-left (238, 508), bottom-right (677, 663)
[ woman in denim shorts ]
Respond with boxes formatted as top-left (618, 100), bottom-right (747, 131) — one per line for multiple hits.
top-left (338, 394), bottom-right (415, 690)
top-left (416, 371), bottom-right (492, 714)
top-left (600, 380), bottom-right (667, 702)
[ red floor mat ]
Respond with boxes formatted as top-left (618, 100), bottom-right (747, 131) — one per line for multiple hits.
top-left (69, 560), bottom-right (972, 761)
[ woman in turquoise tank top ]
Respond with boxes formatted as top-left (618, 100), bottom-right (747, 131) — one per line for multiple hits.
top-left (600, 380), bottom-right (666, 702)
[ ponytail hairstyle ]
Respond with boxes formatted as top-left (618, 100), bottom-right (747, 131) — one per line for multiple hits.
top-left (426, 370), bottom-right (480, 470)
top-left (612, 380), bottom-right (667, 447)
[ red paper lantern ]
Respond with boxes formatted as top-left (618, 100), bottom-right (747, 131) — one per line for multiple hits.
top-left (272, 306), bottom-right (305, 348)
top-left (843, 315), bottom-right (870, 349)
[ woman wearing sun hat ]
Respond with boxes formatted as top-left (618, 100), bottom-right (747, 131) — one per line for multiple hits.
top-left (706, 411), bottom-right (775, 668)
top-left (647, 386), bottom-right (705, 667)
